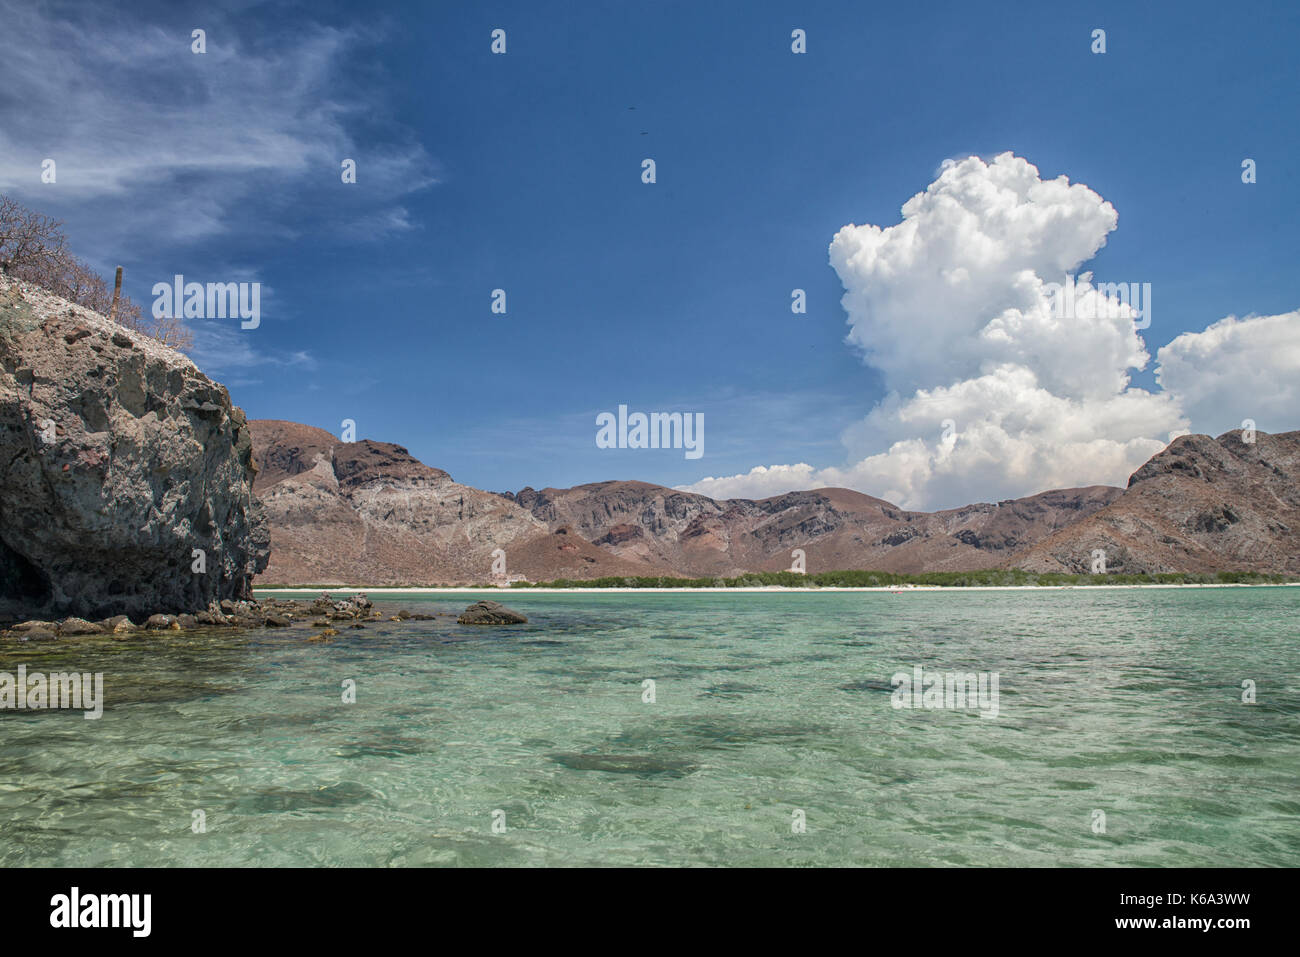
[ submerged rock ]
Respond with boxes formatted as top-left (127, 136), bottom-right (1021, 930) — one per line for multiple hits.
top-left (549, 752), bottom-right (698, 777)
top-left (238, 781), bottom-right (378, 813)
top-left (456, 600), bottom-right (528, 625)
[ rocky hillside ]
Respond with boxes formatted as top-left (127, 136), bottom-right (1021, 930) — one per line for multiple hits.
top-left (251, 419), bottom-right (1127, 583)
top-left (0, 276), bottom-right (268, 619)
top-left (1012, 430), bottom-right (1300, 575)
top-left (252, 421), bottom-right (657, 584)
top-left (502, 481), bottom-right (1123, 576)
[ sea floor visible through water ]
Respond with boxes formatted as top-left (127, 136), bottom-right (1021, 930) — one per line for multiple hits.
top-left (1, 587), bottom-right (1296, 866)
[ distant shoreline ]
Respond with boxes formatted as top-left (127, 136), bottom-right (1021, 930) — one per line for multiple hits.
top-left (256, 582), bottom-right (1300, 594)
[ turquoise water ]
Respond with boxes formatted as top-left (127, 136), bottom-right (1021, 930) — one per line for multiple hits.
top-left (2, 588), bottom-right (1297, 867)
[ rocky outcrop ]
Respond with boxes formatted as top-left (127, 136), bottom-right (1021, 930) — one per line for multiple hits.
top-left (457, 600), bottom-right (528, 624)
top-left (0, 276), bottom-right (268, 619)
top-left (1012, 431), bottom-right (1300, 575)
top-left (0, 592), bottom-right (486, 642)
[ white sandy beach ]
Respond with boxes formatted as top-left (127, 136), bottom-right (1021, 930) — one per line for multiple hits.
top-left (257, 582), bottom-right (1300, 594)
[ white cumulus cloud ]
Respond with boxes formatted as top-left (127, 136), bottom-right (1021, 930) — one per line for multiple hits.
top-left (1155, 312), bottom-right (1300, 437)
top-left (679, 153), bottom-right (1298, 509)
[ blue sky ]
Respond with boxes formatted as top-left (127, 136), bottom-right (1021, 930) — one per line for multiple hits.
top-left (1, 0), bottom-right (1296, 506)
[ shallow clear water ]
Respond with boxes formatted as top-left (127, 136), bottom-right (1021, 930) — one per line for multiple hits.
top-left (2, 587), bottom-right (1297, 867)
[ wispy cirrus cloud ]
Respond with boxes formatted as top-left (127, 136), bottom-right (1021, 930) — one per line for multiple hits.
top-left (188, 323), bottom-right (318, 389)
top-left (0, 0), bottom-right (436, 267)
top-left (0, 1), bottom-right (436, 381)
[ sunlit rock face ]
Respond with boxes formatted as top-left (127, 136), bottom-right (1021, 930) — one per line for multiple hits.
top-left (0, 276), bottom-right (268, 619)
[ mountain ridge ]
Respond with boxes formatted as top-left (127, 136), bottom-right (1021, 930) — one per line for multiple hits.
top-left (252, 419), bottom-right (1299, 583)
top-left (1013, 430), bottom-right (1300, 575)
top-left (251, 418), bottom-right (1192, 584)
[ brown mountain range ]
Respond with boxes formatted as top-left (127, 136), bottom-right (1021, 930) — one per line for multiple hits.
top-left (249, 420), bottom-right (1298, 584)
top-left (498, 480), bottom-right (1123, 576)
top-left (239, 419), bottom-right (1090, 582)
